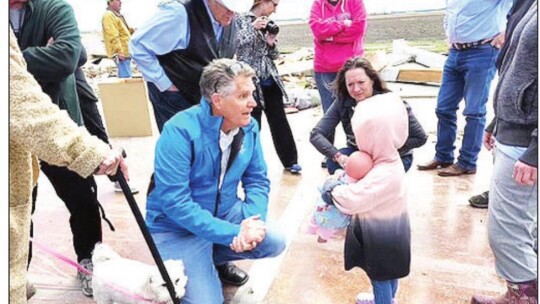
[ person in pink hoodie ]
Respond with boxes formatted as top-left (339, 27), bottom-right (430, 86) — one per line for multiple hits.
top-left (309, 0), bottom-right (367, 158)
top-left (322, 90), bottom-right (410, 303)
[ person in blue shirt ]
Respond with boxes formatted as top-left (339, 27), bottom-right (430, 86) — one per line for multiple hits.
top-left (418, 0), bottom-right (513, 176)
top-left (146, 59), bottom-right (286, 303)
top-left (129, 0), bottom-right (251, 133)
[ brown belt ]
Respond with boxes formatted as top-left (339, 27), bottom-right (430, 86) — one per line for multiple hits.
top-left (452, 39), bottom-right (493, 50)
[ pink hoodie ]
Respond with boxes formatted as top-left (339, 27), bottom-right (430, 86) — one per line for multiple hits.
top-left (309, 0), bottom-right (368, 73)
top-left (332, 92), bottom-right (410, 279)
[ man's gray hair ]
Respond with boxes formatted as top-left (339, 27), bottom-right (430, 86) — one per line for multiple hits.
top-left (200, 58), bottom-right (256, 100)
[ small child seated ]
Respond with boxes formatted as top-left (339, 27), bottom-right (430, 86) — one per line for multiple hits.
top-left (307, 151), bottom-right (373, 242)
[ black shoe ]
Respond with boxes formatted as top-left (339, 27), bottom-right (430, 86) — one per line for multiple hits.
top-left (216, 262), bottom-right (249, 286)
top-left (321, 158), bottom-right (327, 168)
top-left (469, 191), bottom-right (489, 208)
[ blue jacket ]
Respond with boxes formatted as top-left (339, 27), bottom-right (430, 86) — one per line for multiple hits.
top-left (146, 100), bottom-right (270, 246)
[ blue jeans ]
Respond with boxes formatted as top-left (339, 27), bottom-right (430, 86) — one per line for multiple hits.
top-left (315, 72), bottom-right (338, 145)
top-left (435, 45), bottom-right (498, 170)
top-left (314, 72), bottom-right (338, 113)
top-left (151, 202), bottom-right (286, 304)
top-left (372, 279), bottom-right (398, 304)
top-left (401, 154), bottom-right (413, 172)
top-left (147, 82), bottom-right (193, 132)
top-left (116, 58), bottom-right (132, 78)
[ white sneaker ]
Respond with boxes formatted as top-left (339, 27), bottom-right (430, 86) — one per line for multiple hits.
top-left (113, 181), bottom-right (139, 194)
top-left (356, 292), bottom-right (374, 304)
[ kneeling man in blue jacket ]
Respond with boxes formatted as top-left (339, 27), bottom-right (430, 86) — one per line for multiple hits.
top-left (146, 58), bottom-right (286, 304)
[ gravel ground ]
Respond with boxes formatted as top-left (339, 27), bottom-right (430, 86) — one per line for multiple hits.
top-left (278, 11), bottom-right (446, 52)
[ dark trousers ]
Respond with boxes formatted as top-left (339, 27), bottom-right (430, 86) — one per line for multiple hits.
top-left (251, 80), bottom-right (298, 168)
top-left (31, 162), bottom-right (103, 262)
top-left (147, 82), bottom-right (193, 133)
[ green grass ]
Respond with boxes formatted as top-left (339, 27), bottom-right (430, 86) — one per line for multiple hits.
top-left (365, 39), bottom-right (448, 55)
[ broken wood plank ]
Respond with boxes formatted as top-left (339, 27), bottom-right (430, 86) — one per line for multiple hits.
top-left (398, 68), bottom-right (442, 83)
top-left (381, 67), bottom-right (442, 84)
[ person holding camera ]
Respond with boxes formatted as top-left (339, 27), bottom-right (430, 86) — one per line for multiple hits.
top-left (234, 0), bottom-right (302, 174)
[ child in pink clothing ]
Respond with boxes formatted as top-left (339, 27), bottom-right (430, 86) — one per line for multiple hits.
top-left (307, 151), bottom-right (373, 242)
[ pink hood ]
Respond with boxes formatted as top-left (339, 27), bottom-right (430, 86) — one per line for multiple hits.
top-left (332, 93), bottom-right (409, 218)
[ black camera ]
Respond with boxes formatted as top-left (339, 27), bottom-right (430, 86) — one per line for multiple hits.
top-left (261, 20), bottom-right (280, 35)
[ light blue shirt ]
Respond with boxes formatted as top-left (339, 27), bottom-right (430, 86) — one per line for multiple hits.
top-left (444, 0), bottom-right (513, 44)
top-left (496, 140), bottom-right (527, 161)
top-left (129, 0), bottom-right (223, 92)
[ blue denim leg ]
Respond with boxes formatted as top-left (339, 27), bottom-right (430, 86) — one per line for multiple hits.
top-left (371, 279), bottom-right (399, 304)
top-left (401, 154), bottom-right (413, 172)
top-left (152, 231), bottom-right (224, 304)
top-left (116, 58), bottom-right (132, 78)
top-left (457, 46), bottom-right (498, 169)
top-left (314, 72), bottom-right (338, 113)
top-left (146, 82), bottom-right (193, 132)
top-left (326, 146), bottom-right (358, 175)
top-left (435, 49), bottom-right (463, 164)
top-left (435, 46), bottom-right (498, 169)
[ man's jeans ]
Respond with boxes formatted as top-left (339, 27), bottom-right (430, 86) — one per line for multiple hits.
top-left (372, 279), bottom-right (398, 304)
top-left (152, 202), bottom-right (286, 304)
top-left (117, 58), bottom-right (132, 78)
top-left (147, 82), bottom-right (193, 132)
top-left (435, 45), bottom-right (498, 170)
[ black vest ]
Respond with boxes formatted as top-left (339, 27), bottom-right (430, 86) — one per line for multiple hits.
top-left (157, 0), bottom-right (236, 105)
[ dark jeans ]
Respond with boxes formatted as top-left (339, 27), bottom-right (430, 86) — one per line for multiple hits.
top-left (147, 82), bottom-right (193, 133)
top-left (251, 79), bottom-right (298, 168)
top-left (30, 162), bottom-right (103, 263)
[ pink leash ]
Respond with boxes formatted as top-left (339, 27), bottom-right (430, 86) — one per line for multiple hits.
top-left (30, 238), bottom-right (168, 304)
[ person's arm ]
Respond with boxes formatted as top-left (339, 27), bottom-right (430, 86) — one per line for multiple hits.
top-left (22, 1), bottom-right (81, 83)
top-left (241, 128), bottom-right (271, 221)
top-left (10, 29), bottom-right (110, 178)
top-left (331, 168), bottom-right (403, 214)
top-left (399, 101), bottom-right (427, 151)
top-left (152, 124), bottom-right (240, 246)
top-left (310, 101), bottom-right (343, 159)
top-left (308, 0), bottom-right (349, 41)
top-left (331, 0), bottom-right (367, 43)
top-left (102, 11), bottom-right (124, 57)
top-left (129, 2), bottom-right (189, 92)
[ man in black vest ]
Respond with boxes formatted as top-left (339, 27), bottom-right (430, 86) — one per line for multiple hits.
top-left (130, 0), bottom-right (251, 132)
top-left (130, 0), bottom-right (254, 287)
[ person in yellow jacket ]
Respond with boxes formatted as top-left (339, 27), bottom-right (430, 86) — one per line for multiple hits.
top-left (9, 27), bottom-right (125, 304)
top-left (102, 0), bottom-right (134, 78)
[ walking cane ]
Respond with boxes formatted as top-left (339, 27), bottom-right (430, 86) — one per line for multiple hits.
top-left (114, 170), bottom-right (180, 304)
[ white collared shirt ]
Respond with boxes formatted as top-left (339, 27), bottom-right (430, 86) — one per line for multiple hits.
top-left (219, 128), bottom-right (239, 188)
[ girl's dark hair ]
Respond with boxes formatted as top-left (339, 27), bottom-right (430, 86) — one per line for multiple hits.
top-left (332, 56), bottom-right (390, 101)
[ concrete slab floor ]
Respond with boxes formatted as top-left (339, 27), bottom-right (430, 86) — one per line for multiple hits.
top-left (27, 87), bottom-right (508, 304)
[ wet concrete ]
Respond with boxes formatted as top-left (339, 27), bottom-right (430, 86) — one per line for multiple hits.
top-left (27, 83), bottom-right (505, 304)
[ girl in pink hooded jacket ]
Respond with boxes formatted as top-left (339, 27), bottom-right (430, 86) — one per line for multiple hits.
top-left (323, 63), bottom-right (410, 303)
top-left (309, 0), bottom-right (367, 116)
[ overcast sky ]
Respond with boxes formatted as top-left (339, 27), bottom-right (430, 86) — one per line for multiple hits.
top-left (67, 0), bottom-right (445, 32)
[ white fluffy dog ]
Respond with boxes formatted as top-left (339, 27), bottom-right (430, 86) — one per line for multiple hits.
top-left (92, 244), bottom-right (187, 304)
